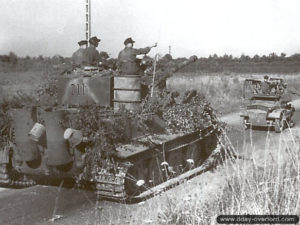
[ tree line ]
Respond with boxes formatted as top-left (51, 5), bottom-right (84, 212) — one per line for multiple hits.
top-left (1, 51), bottom-right (300, 74)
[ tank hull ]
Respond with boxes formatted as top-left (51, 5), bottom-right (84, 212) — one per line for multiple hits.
top-left (0, 107), bottom-right (219, 200)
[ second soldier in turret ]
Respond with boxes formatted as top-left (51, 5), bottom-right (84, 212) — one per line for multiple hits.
top-left (83, 36), bottom-right (101, 67)
top-left (72, 40), bottom-right (88, 67)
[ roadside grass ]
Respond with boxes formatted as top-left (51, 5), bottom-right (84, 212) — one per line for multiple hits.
top-left (150, 128), bottom-right (299, 225)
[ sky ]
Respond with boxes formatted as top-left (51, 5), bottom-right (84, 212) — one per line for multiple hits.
top-left (1, 0), bottom-right (300, 58)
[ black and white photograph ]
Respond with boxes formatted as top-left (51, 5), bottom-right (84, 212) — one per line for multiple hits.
top-left (0, 0), bottom-right (299, 224)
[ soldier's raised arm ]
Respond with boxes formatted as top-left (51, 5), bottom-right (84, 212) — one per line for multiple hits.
top-left (133, 47), bottom-right (151, 55)
top-left (133, 43), bottom-right (157, 55)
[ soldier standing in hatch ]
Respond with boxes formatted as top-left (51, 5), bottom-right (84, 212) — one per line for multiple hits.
top-left (71, 40), bottom-right (88, 67)
top-left (82, 36), bottom-right (101, 66)
top-left (117, 37), bottom-right (157, 75)
top-left (261, 75), bottom-right (271, 94)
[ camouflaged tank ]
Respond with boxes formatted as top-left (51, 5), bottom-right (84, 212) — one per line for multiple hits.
top-left (0, 57), bottom-right (221, 201)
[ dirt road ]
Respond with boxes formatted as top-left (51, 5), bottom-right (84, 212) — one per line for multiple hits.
top-left (0, 99), bottom-right (299, 225)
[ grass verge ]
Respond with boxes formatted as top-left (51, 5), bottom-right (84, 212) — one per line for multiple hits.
top-left (151, 128), bottom-right (300, 225)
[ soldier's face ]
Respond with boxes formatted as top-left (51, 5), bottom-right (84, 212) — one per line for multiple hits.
top-left (126, 43), bottom-right (133, 48)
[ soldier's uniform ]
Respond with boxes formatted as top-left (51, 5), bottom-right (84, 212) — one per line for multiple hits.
top-left (117, 38), bottom-right (151, 75)
top-left (71, 40), bottom-right (88, 66)
top-left (82, 36), bottom-right (101, 66)
top-left (261, 76), bottom-right (271, 94)
top-left (82, 46), bottom-right (100, 66)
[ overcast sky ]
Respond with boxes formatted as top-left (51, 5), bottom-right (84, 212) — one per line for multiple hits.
top-left (1, 0), bottom-right (300, 58)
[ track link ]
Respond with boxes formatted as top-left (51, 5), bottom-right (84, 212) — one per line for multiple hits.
top-left (0, 163), bottom-right (36, 188)
top-left (94, 143), bottom-right (223, 202)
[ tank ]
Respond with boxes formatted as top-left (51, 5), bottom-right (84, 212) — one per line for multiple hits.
top-left (0, 58), bottom-right (221, 201)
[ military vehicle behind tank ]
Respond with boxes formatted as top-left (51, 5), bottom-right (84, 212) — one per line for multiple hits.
top-left (240, 77), bottom-right (295, 132)
top-left (0, 57), bottom-right (221, 201)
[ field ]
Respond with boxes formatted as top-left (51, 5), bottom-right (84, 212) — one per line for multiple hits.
top-left (0, 70), bottom-right (52, 104)
top-left (169, 72), bottom-right (300, 114)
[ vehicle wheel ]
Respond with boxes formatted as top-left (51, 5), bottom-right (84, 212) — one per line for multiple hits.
top-left (274, 118), bottom-right (284, 133)
top-left (289, 119), bottom-right (295, 128)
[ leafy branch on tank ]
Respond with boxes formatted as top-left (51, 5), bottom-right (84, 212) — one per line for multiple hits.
top-left (35, 75), bottom-right (59, 106)
top-left (59, 107), bottom-right (132, 171)
top-left (140, 89), bottom-right (219, 133)
top-left (57, 92), bottom-right (218, 175)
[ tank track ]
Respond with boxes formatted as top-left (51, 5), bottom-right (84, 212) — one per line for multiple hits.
top-left (0, 163), bottom-right (36, 188)
top-left (94, 142), bottom-right (223, 202)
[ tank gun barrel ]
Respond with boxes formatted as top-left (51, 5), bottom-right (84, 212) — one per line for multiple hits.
top-left (171, 55), bottom-right (198, 73)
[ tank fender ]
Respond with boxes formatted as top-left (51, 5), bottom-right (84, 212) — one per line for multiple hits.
top-left (43, 110), bottom-right (73, 166)
top-left (240, 109), bottom-right (249, 118)
top-left (240, 114), bottom-right (249, 118)
top-left (267, 109), bottom-right (283, 119)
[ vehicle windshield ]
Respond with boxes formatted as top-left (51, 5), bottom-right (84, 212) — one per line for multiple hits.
top-left (243, 79), bottom-right (285, 100)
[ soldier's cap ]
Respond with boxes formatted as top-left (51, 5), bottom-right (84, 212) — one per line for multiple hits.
top-left (124, 37), bottom-right (135, 45)
top-left (89, 36), bottom-right (101, 44)
top-left (264, 75), bottom-right (269, 80)
top-left (78, 40), bottom-right (88, 46)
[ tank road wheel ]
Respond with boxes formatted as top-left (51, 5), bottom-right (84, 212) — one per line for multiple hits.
top-left (274, 118), bottom-right (284, 133)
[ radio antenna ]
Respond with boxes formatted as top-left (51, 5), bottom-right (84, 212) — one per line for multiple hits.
top-left (85, 0), bottom-right (91, 43)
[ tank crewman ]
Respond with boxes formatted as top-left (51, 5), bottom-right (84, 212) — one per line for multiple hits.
top-left (117, 37), bottom-right (157, 75)
top-left (99, 51), bottom-right (110, 64)
top-left (82, 36), bottom-right (101, 66)
top-left (71, 40), bottom-right (88, 66)
top-left (98, 51), bottom-right (117, 70)
top-left (261, 75), bottom-right (271, 94)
